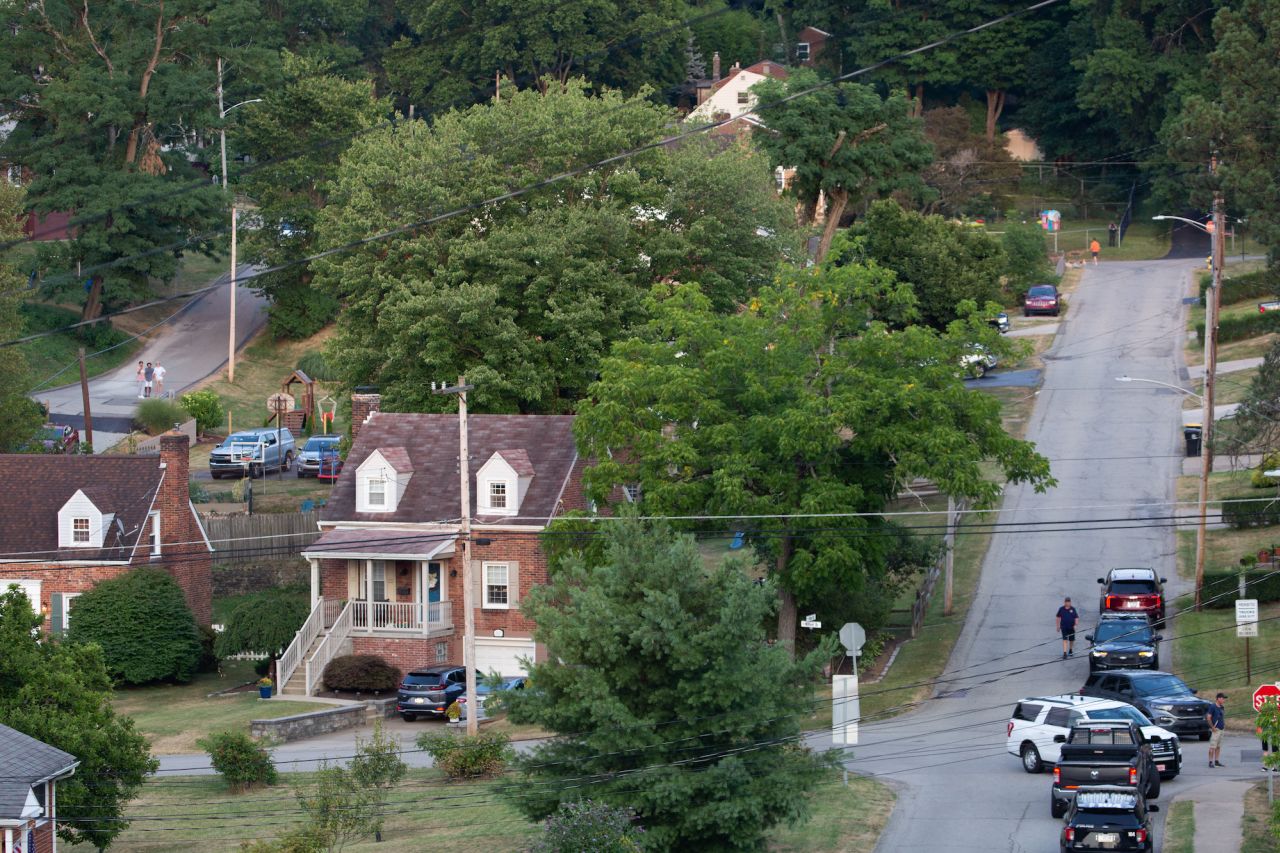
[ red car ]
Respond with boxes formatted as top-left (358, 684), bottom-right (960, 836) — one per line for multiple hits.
top-left (1023, 284), bottom-right (1060, 317)
top-left (1098, 568), bottom-right (1167, 626)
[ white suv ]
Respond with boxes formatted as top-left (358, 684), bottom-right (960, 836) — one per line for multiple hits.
top-left (1006, 694), bottom-right (1181, 779)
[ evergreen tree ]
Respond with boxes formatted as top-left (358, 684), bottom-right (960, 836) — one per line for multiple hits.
top-left (0, 183), bottom-right (44, 451)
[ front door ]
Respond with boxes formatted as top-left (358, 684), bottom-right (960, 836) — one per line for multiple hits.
top-left (425, 562), bottom-right (442, 604)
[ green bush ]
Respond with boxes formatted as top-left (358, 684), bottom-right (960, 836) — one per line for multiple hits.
top-left (1252, 453), bottom-right (1280, 489)
top-left (1220, 493), bottom-right (1280, 529)
top-left (1195, 310), bottom-right (1280, 345)
top-left (416, 731), bottom-right (513, 779)
top-left (66, 568), bottom-right (202, 685)
top-left (196, 624), bottom-right (220, 673)
top-left (1201, 569), bottom-right (1280, 608)
top-left (1199, 267), bottom-right (1280, 306)
top-left (189, 481), bottom-right (211, 503)
top-left (321, 654), bottom-right (400, 692)
top-left (296, 352), bottom-right (339, 381)
top-left (214, 589), bottom-right (311, 658)
top-left (531, 800), bottom-right (645, 853)
top-left (179, 389), bottom-right (225, 434)
top-left (133, 398), bottom-right (188, 436)
top-left (198, 730), bottom-right (278, 792)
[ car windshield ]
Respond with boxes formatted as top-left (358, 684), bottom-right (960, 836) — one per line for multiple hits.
top-left (225, 433), bottom-right (260, 444)
top-left (1095, 621), bottom-right (1153, 643)
top-left (1084, 706), bottom-right (1150, 726)
top-left (303, 437), bottom-right (340, 451)
top-left (1028, 286), bottom-right (1056, 297)
top-left (1132, 675), bottom-right (1192, 697)
top-left (1110, 580), bottom-right (1157, 595)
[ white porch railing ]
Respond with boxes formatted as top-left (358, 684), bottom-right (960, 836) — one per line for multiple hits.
top-left (351, 600), bottom-right (451, 633)
top-left (278, 597), bottom-right (327, 691)
top-left (305, 600), bottom-right (353, 696)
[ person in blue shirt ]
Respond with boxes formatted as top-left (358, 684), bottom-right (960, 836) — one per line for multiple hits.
top-left (1207, 693), bottom-right (1227, 767)
top-left (1055, 597), bottom-right (1079, 659)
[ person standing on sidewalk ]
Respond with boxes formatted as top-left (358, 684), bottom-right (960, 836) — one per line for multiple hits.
top-left (1056, 597), bottom-right (1079, 659)
top-left (136, 361), bottom-right (146, 398)
top-left (1107, 221), bottom-right (1118, 247)
top-left (1207, 692), bottom-right (1227, 767)
top-left (154, 362), bottom-right (166, 398)
top-left (143, 362), bottom-right (155, 398)
top-left (1258, 722), bottom-right (1273, 771)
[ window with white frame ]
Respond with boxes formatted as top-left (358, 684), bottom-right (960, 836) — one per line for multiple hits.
top-left (489, 481), bottom-right (507, 509)
top-left (736, 90), bottom-right (749, 105)
top-left (796, 41), bottom-right (811, 61)
top-left (72, 517), bottom-right (91, 543)
top-left (149, 511), bottom-right (161, 556)
top-left (623, 483), bottom-right (642, 503)
top-left (367, 476), bottom-right (385, 507)
top-left (484, 563), bottom-right (510, 609)
top-left (435, 641), bottom-right (448, 663)
top-left (62, 593), bottom-right (80, 631)
top-left (370, 560), bottom-right (387, 601)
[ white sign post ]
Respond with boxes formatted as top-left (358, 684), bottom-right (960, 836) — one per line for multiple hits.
top-left (801, 613), bottom-right (822, 630)
top-left (1238, 599), bottom-right (1260, 680)
top-left (833, 622), bottom-right (867, 752)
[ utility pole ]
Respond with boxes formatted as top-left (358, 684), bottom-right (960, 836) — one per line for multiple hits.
top-left (1194, 156), bottom-right (1225, 610)
top-left (943, 497), bottom-right (956, 616)
top-left (77, 347), bottom-right (93, 453)
top-left (215, 61), bottom-right (258, 382)
top-left (435, 378), bottom-right (477, 735)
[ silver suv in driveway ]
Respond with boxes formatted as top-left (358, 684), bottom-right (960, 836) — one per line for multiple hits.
top-left (209, 428), bottom-right (296, 478)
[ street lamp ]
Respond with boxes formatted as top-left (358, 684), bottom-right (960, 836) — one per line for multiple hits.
top-left (1114, 375), bottom-right (1203, 402)
top-left (216, 57), bottom-right (262, 384)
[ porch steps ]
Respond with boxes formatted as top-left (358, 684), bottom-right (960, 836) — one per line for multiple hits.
top-left (279, 634), bottom-right (328, 697)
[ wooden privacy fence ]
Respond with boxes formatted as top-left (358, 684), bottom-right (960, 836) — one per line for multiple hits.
top-left (201, 511), bottom-right (320, 562)
top-left (892, 496), bottom-right (966, 639)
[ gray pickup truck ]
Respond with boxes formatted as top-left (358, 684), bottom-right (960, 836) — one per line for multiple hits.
top-left (1051, 720), bottom-right (1161, 818)
top-left (208, 428), bottom-right (296, 479)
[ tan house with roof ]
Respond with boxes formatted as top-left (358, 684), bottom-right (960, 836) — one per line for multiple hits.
top-left (279, 394), bottom-right (588, 696)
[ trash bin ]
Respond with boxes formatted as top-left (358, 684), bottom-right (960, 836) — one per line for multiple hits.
top-left (1184, 424), bottom-right (1203, 458)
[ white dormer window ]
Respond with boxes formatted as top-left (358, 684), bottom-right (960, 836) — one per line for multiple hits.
top-left (368, 477), bottom-right (385, 507)
top-left (59, 490), bottom-right (106, 548)
top-left (489, 482), bottom-right (507, 509)
top-left (475, 450), bottom-right (533, 517)
top-left (356, 448), bottom-right (411, 513)
top-left (73, 518), bottom-right (90, 543)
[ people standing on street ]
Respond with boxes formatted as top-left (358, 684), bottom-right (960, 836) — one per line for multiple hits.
top-left (1056, 597), bottom-right (1079, 659)
top-left (1107, 221), bottom-right (1118, 247)
top-left (1207, 693), bottom-right (1227, 767)
top-left (136, 361), bottom-right (146, 398)
top-left (144, 362), bottom-right (155, 398)
top-left (154, 362), bottom-right (166, 398)
top-left (1090, 239), bottom-right (1101, 265)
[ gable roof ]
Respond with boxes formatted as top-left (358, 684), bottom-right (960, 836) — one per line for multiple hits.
top-left (710, 60), bottom-right (788, 94)
top-left (492, 448), bottom-right (535, 477)
top-left (322, 414), bottom-right (581, 526)
top-left (369, 446), bottom-right (413, 473)
top-left (0, 724), bottom-right (78, 820)
top-left (0, 455), bottom-right (164, 562)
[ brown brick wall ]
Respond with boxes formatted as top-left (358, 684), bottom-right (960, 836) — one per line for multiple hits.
top-left (157, 434), bottom-right (212, 624)
top-left (351, 394), bottom-right (381, 441)
top-left (351, 635), bottom-right (452, 675)
top-left (0, 562), bottom-right (132, 625)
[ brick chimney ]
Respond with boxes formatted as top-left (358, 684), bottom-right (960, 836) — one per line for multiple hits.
top-left (351, 392), bottom-right (381, 441)
top-left (712, 51), bottom-right (720, 82)
top-left (157, 432), bottom-right (212, 624)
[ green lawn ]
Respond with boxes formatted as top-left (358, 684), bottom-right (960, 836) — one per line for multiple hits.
top-left (113, 661), bottom-right (331, 754)
top-left (19, 303), bottom-right (141, 391)
top-left (1162, 799), bottom-right (1196, 853)
top-left (1242, 782), bottom-right (1279, 853)
top-left (1170, 604), bottom-right (1280, 732)
top-left (67, 768), bottom-right (891, 853)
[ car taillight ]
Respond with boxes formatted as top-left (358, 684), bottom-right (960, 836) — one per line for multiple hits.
top-left (1007, 722), bottom-right (1014, 737)
top-left (1064, 827), bottom-right (1074, 841)
top-left (1053, 767), bottom-right (1061, 784)
top-left (1135, 829), bottom-right (1147, 843)
top-left (1105, 595), bottom-right (1116, 608)
top-left (1129, 767), bottom-right (1138, 785)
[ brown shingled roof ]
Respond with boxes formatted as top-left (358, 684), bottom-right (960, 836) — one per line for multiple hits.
top-left (0, 455), bottom-right (163, 562)
top-left (321, 415), bottom-right (578, 525)
top-left (493, 448), bottom-right (535, 476)
top-left (375, 447), bottom-right (413, 472)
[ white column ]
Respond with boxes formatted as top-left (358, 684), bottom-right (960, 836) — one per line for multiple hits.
top-left (309, 558), bottom-right (320, 608)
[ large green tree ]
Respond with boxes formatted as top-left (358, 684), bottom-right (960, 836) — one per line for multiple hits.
top-left (0, 0), bottom-right (260, 320)
top-left (0, 183), bottom-right (45, 451)
top-left (574, 257), bottom-right (1053, 650)
top-left (846, 199), bottom-right (1008, 329)
top-left (313, 80), bottom-right (797, 413)
top-left (238, 52), bottom-right (389, 338)
top-left (750, 69), bottom-right (933, 262)
top-left (505, 517), bottom-right (835, 850)
top-left (0, 585), bottom-right (157, 850)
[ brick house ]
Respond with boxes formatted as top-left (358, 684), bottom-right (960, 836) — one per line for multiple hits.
top-left (282, 394), bottom-right (588, 695)
top-left (0, 434), bottom-right (214, 631)
top-left (0, 724), bottom-right (78, 853)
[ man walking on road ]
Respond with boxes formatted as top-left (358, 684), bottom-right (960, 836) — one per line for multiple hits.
top-left (1090, 238), bottom-right (1101, 265)
top-left (1056, 597), bottom-right (1079, 659)
top-left (1207, 693), bottom-right (1227, 767)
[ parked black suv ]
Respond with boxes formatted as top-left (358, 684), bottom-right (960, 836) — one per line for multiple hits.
top-left (1060, 786), bottom-right (1157, 853)
top-left (1081, 670), bottom-right (1212, 740)
top-left (1086, 614), bottom-right (1161, 671)
top-left (397, 666), bottom-right (466, 721)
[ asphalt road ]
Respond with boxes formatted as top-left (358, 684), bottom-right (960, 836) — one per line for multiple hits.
top-left (35, 268), bottom-right (267, 451)
top-left (856, 258), bottom-right (1250, 853)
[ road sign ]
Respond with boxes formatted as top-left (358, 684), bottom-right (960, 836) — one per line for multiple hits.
top-left (1259, 301), bottom-right (1280, 313)
top-left (839, 622), bottom-right (867, 657)
top-left (1238, 599), bottom-right (1260, 625)
top-left (800, 616), bottom-right (822, 629)
top-left (832, 674), bottom-right (859, 745)
top-left (1239, 622), bottom-right (1259, 638)
top-left (1255, 684), bottom-right (1280, 711)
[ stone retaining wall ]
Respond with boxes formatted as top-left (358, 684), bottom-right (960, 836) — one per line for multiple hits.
top-left (250, 703), bottom-right (368, 742)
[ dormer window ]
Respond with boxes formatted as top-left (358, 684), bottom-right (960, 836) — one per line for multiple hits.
top-left (368, 477), bottom-right (385, 507)
top-left (356, 448), bottom-right (411, 513)
top-left (58, 490), bottom-right (105, 549)
top-left (476, 450), bottom-right (533, 517)
top-left (72, 518), bottom-right (90, 543)
top-left (489, 482), bottom-right (507, 509)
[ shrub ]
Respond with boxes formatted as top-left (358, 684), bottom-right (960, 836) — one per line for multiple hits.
top-left (133, 398), bottom-right (188, 435)
top-left (189, 481), bottom-right (211, 503)
top-left (1252, 453), bottom-right (1280, 489)
top-left (530, 800), bottom-right (645, 853)
top-left (321, 654), bottom-right (400, 692)
top-left (198, 730), bottom-right (278, 792)
top-left (215, 589), bottom-right (311, 658)
top-left (66, 568), bottom-right (202, 685)
top-left (1201, 569), bottom-right (1280, 608)
top-left (1195, 311), bottom-right (1280, 345)
top-left (196, 624), bottom-right (220, 673)
top-left (179, 389), bottom-right (225, 435)
top-left (1220, 493), bottom-right (1280, 529)
top-left (296, 352), bottom-right (339, 381)
top-left (1199, 267), bottom-right (1280, 306)
top-left (416, 731), bottom-right (513, 779)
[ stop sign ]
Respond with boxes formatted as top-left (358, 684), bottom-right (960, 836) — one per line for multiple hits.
top-left (1254, 684), bottom-right (1280, 711)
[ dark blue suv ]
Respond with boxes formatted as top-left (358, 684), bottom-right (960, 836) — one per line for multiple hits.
top-left (397, 666), bottom-right (466, 721)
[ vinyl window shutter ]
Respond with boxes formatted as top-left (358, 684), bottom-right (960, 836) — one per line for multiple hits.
top-left (473, 561), bottom-right (484, 606)
top-left (347, 560), bottom-right (359, 600)
top-left (49, 593), bottom-right (64, 636)
top-left (508, 561), bottom-right (520, 604)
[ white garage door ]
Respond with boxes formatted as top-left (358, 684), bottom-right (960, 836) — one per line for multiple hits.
top-left (473, 637), bottom-right (536, 677)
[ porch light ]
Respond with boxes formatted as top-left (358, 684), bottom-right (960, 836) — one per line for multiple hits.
top-left (493, 629), bottom-right (505, 638)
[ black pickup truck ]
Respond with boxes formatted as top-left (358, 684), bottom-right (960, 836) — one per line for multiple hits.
top-left (1050, 721), bottom-right (1161, 818)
